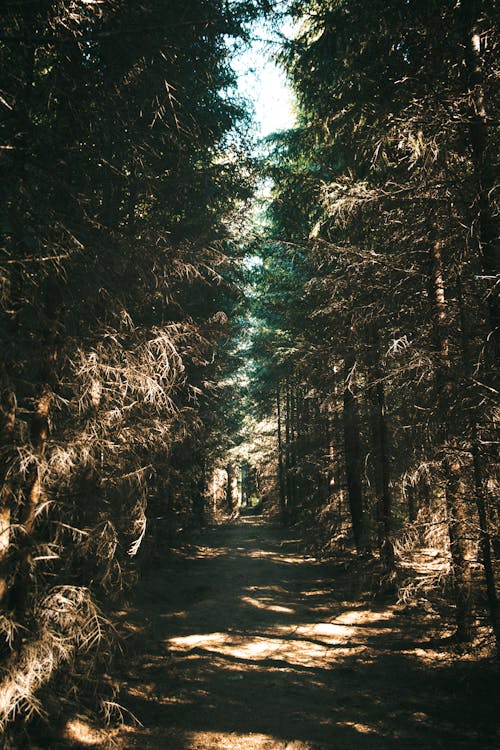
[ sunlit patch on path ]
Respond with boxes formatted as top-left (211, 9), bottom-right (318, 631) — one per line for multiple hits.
top-left (166, 608), bottom-right (395, 669)
top-left (105, 518), bottom-right (499, 750)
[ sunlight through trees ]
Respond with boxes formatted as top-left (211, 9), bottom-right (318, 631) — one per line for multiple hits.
top-left (0, 0), bottom-right (498, 744)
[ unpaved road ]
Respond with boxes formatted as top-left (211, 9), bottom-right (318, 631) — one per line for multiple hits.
top-left (82, 517), bottom-right (498, 749)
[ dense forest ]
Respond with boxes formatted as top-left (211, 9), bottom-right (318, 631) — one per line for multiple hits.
top-left (0, 0), bottom-right (498, 746)
top-left (248, 0), bottom-right (499, 639)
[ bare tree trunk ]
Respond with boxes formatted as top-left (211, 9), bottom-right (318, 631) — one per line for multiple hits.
top-left (407, 485), bottom-right (417, 523)
top-left (444, 453), bottom-right (474, 642)
top-left (225, 464), bottom-right (238, 514)
top-left (315, 396), bottom-right (330, 506)
top-left (430, 239), bottom-right (473, 641)
top-left (191, 457), bottom-right (206, 527)
top-left (366, 325), bottom-right (394, 570)
top-left (455, 15), bottom-right (500, 641)
top-left (289, 382), bottom-right (298, 521)
top-left (457, 272), bottom-right (500, 649)
top-left (276, 384), bottom-right (287, 521)
top-left (458, 1), bottom-right (499, 360)
top-left (293, 384), bottom-right (305, 513)
top-left (471, 433), bottom-right (500, 648)
top-left (343, 351), bottom-right (366, 552)
top-left (323, 398), bottom-right (335, 504)
top-left (285, 378), bottom-right (294, 523)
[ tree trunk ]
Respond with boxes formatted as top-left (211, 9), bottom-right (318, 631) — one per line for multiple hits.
top-left (289, 382), bottom-right (298, 520)
top-left (342, 352), bottom-right (365, 551)
top-left (323, 397), bottom-right (335, 505)
top-left (225, 464), bottom-right (238, 514)
top-left (457, 271), bottom-right (500, 649)
top-left (430, 239), bottom-right (473, 641)
top-left (191, 457), bottom-right (206, 527)
top-left (407, 485), bottom-right (417, 523)
top-left (276, 384), bottom-right (287, 521)
top-left (458, 1), bottom-right (499, 361)
top-left (285, 378), bottom-right (294, 522)
top-left (471, 433), bottom-right (500, 648)
top-left (444, 453), bottom-right (474, 642)
top-left (366, 325), bottom-right (394, 570)
top-left (293, 385), bottom-right (304, 513)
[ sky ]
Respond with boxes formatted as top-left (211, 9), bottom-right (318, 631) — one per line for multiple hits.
top-left (231, 19), bottom-right (296, 139)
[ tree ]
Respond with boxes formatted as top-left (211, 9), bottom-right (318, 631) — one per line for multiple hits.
top-left (248, 0), bottom-right (499, 642)
top-left (0, 0), bottom-right (268, 737)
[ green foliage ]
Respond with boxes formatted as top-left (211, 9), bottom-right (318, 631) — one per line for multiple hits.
top-left (0, 0), bottom-right (269, 734)
top-left (246, 0), bottom-right (499, 640)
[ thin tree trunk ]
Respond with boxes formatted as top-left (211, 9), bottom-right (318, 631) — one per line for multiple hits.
top-left (430, 239), bottom-right (473, 641)
top-left (285, 378), bottom-right (297, 522)
top-left (471, 433), bottom-right (500, 647)
top-left (324, 398), bottom-right (335, 504)
top-left (366, 325), bottom-right (394, 570)
top-left (457, 272), bottom-right (500, 649)
top-left (276, 384), bottom-right (287, 521)
top-left (290, 382), bottom-right (298, 520)
top-left (225, 464), bottom-right (238, 514)
top-left (444, 453), bottom-right (474, 642)
top-left (294, 385), bottom-right (305, 511)
top-left (343, 351), bottom-right (365, 551)
top-left (407, 485), bottom-right (417, 523)
top-left (191, 456), bottom-right (206, 527)
top-left (459, 2), bottom-right (499, 360)
top-left (315, 396), bottom-right (329, 506)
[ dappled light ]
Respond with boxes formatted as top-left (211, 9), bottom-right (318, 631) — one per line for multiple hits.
top-left (178, 731), bottom-right (311, 750)
top-left (0, 0), bottom-right (498, 746)
top-left (247, 550), bottom-right (311, 564)
top-left (107, 519), bottom-right (499, 749)
top-left (167, 629), bottom-right (340, 669)
top-left (241, 595), bottom-right (295, 614)
top-left (65, 719), bottom-right (110, 747)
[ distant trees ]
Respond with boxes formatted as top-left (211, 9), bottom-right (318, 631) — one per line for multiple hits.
top-left (0, 0), bottom-right (267, 738)
top-left (250, 0), bottom-right (499, 646)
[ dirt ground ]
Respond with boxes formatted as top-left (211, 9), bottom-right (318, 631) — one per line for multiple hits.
top-left (65, 516), bottom-right (499, 749)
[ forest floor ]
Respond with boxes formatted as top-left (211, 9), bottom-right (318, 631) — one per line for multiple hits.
top-left (63, 515), bottom-right (498, 749)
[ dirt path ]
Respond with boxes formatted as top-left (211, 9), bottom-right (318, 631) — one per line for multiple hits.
top-left (85, 517), bottom-right (498, 749)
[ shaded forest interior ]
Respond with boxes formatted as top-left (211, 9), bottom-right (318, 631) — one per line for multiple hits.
top-left (0, 0), bottom-right (498, 747)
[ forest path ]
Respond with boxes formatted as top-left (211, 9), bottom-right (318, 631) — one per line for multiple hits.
top-left (96, 516), bottom-right (497, 750)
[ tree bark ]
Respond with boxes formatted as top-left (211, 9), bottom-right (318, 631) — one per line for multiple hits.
top-left (366, 325), bottom-right (394, 570)
top-left (407, 485), bottom-right (417, 523)
top-left (342, 351), bottom-right (366, 551)
top-left (457, 271), bottom-right (500, 649)
top-left (471, 433), bottom-right (500, 648)
top-left (458, 1), bottom-right (499, 360)
top-left (225, 463), bottom-right (238, 514)
top-left (276, 384), bottom-right (287, 521)
top-left (285, 378), bottom-right (294, 522)
top-left (289, 382), bottom-right (298, 520)
top-left (430, 239), bottom-right (473, 641)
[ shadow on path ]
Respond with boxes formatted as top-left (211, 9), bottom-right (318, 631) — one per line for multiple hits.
top-left (87, 517), bottom-right (498, 749)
